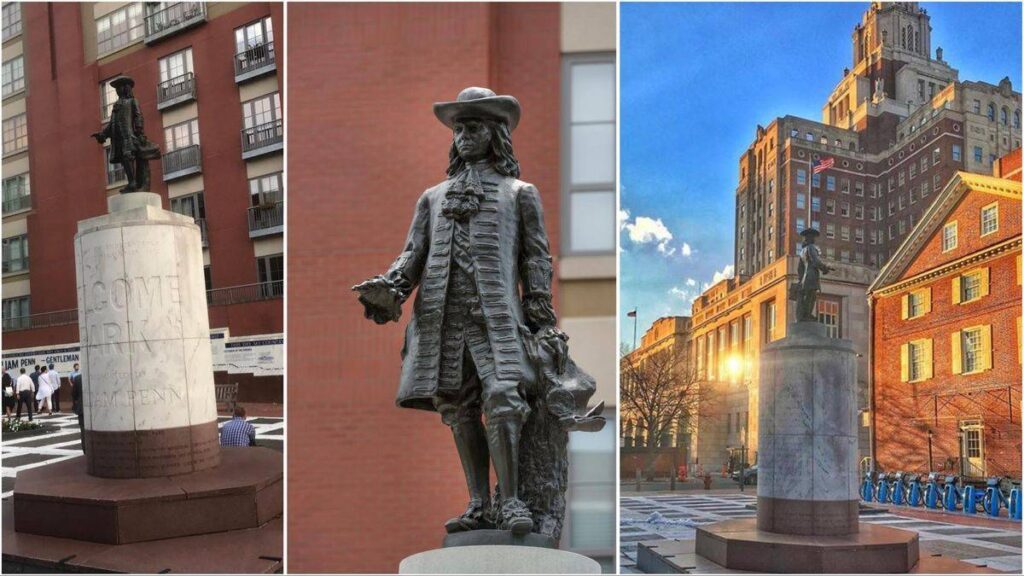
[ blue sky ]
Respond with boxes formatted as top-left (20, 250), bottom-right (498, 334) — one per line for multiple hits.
top-left (619, 1), bottom-right (1023, 348)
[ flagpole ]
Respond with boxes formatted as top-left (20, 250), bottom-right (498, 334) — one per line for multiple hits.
top-left (808, 158), bottom-right (813, 228)
top-left (633, 308), bottom-right (638, 351)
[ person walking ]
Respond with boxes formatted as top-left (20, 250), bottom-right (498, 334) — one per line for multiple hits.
top-left (219, 405), bottom-right (257, 447)
top-left (15, 368), bottom-right (34, 421)
top-left (35, 366), bottom-right (53, 416)
top-left (47, 363), bottom-right (62, 413)
top-left (3, 371), bottom-right (15, 419)
top-left (72, 371), bottom-right (85, 452)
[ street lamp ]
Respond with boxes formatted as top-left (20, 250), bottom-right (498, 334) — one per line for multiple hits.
top-left (927, 429), bottom-right (934, 472)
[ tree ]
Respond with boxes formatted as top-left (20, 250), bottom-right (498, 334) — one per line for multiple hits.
top-left (620, 342), bottom-right (715, 480)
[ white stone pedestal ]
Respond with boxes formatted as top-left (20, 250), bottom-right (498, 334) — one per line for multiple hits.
top-left (756, 321), bottom-right (860, 535)
top-left (399, 546), bottom-right (601, 574)
top-left (74, 192), bottom-right (219, 478)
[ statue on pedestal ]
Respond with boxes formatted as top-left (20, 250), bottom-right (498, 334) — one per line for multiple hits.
top-left (354, 87), bottom-right (604, 544)
top-left (91, 76), bottom-right (161, 193)
top-left (791, 228), bottom-right (834, 322)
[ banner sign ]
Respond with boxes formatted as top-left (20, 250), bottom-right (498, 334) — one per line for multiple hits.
top-left (223, 334), bottom-right (284, 376)
top-left (2, 344), bottom-right (81, 380)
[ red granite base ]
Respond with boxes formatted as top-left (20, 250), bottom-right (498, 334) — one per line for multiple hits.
top-left (12, 447), bottom-right (282, 545)
top-left (2, 499), bottom-right (283, 574)
top-left (696, 518), bottom-right (920, 573)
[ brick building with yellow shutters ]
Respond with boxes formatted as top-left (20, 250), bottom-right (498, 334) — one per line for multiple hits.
top-left (868, 149), bottom-right (1021, 480)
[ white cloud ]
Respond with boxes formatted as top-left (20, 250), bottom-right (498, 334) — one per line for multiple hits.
top-left (712, 264), bottom-right (735, 284)
top-left (685, 278), bottom-right (697, 287)
top-left (618, 209), bottom-right (631, 230)
top-left (621, 213), bottom-right (676, 257)
top-left (681, 242), bottom-right (693, 257)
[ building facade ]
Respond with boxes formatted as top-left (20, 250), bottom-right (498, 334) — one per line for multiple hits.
top-left (1, 2), bottom-right (284, 401)
top-left (868, 152), bottom-right (1021, 480)
top-left (285, 3), bottom-right (616, 572)
top-left (620, 315), bottom-right (692, 478)
top-left (691, 1), bottom-right (1020, 478)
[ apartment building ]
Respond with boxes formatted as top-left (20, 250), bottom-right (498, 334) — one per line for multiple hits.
top-left (1, 2), bottom-right (284, 402)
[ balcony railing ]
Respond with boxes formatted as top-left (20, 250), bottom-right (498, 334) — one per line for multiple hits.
top-left (2, 309), bottom-right (78, 331)
top-left (157, 72), bottom-right (196, 110)
top-left (247, 201), bottom-right (283, 237)
top-left (2, 257), bottom-right (28, 275)
top-left (207, 281), bottom-right (283, 307)
top-left (144, 2), bottom-right (207, 44)
top-left (162, 144), bottom-right (202, 181)
top-left (234, 41), bottom-right (276, 83)
top-left (2, 194), bottom-right (31, 214)
top-left (241, 120), bottom-right (283, 159)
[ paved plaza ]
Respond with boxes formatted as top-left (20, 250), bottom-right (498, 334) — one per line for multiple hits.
top-left (621, 491), bottom-right (1023, 574)
top-left (1, 413), bottom-right (284, 500)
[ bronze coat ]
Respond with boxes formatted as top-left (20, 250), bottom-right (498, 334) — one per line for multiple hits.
top-left (386, 169), bottom-right (554, 412)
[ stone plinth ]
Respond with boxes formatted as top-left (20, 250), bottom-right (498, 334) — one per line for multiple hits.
top-left (695, 519), bottom-right (921, 573)
top-left (443, 529), bottom-right (556, 548)
top-left (12, 447), bottom-right (281, 544)
top-left (74, 192), bottom-right (219, 478)
top-left (757, 321), bottom-right (859, 535)
top-left (399, 546), bottom-right (601, 574)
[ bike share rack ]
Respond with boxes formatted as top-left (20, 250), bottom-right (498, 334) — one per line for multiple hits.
top-left (859, 470), bottom-right (1021, 520)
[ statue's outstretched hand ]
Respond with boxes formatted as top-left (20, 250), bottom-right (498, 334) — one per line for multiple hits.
top-left (352, 276), bottom-right (403, 324)
top-left (91, 132), bottom-right (107, 143)
top-left (539, 326), bottom-right (569, 375)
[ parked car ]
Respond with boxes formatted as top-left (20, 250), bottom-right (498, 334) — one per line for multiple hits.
top-left (730, 465), bottom-right (757, 485)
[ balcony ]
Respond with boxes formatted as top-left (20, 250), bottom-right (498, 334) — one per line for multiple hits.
top-left (2, 194), bottom-right (31, 215)
top-left (162, 144), bottom-right (202, 181)
top-left (2, 309), bottom-right (77, 331)
top-left (207, 281), bottom-right (283, 307)
top-left (157, 72), bottom-right (196, 111)
top-left (247, 201), bottom-right (283, 237)
top-left (241, 120), bottom-right (283, 159)
top-left (144, 2), bottom-right (207, 45)
top-left (234, 41), bottom-right (276, 83)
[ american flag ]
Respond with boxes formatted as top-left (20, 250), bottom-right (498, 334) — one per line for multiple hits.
top-left (812, 157), bottom-right (835, 174)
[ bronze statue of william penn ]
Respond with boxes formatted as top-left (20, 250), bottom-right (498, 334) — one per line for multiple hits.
top-left (355, 87), bottom-right (603, 543)
top-left (793, 228), bottom-right (834, 321)
top-left (91, 75), bottom-right (160, 193)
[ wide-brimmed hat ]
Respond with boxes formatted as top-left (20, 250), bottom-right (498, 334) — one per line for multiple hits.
top-left (434, 87), bottom-right (521, 131)
top-left (109, 75), bottom-right (135, 89)
top-left (799, 228), bottom-right (821, 238)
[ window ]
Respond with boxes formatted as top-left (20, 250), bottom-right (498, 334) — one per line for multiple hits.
top-left (980, 203), bottom-right (998, 236)
top-left (763, 300), bottom-right (776, 343)
top-left (805, 132), bottom-right (813, 141)
top-left (2, 296), bottom-right (29, 330)
top-left (904, 288), bottom-right (930, 319)
top-left (158, 47), bottom-right (194, 83)
top-left (854, 204), bottom-right (863, 220)
top-left (840, 201), bottom-right (849, 217)
top-left (257, 254), bottom-right (284, 297)
top-left (841, 225), bottom-right (850, 241)
top-left (105, 147), bottom-right (126, 186)
top-left (826, 175), bottom-right (835, 191)
top-left (888, 200), bottom-right (895, 216)
top-left (170, 192), bottom-right (205, 221)
top-left (743, 314), bottom-right (753, 353)
top-left (235, 16), bottom-right (274, 55)
top-left (909, 163), bottom-right (916, 179)
top-left (2, 3), bottom-right (21, 41)
top-left (790, 128), bottom-right (798, 138)
top-left (952, 144), bottom-right (961, 162)
top-left (942, 221), bottom-right (957, 252)
top-left (840, 249), bottom-right (850, 262)
top-left (1015, 110), bottom-right (1021, 129)
top-left (972, 99), bottom-right (981, 114)
top-left (96, 3), bottom-right (145, 56)
top-left (932, 148), bottom-right (940, 166)
top-left (1000, 107), bottom-right (1008, 126)
top-left (796, 217), bottom-right (805, 232)
top-left (2, 55), bottom-right (24, 95)
top-left (812, 172), bottom-right (820, 188)
top-left (565, 55), bottom-right (615, 253)
top-left (973, 146), bottom-right (983, 163)
top-left (796, 193), bottom-right (805, 210)
top-left (987, 103), bottom-right (995, 121)
top-left (920, 181), bottom-right (929, 197)
top-left (163, 118), bottom-right (200, 152)
top-left (2, 173), bottom-right (29, 213)
top-left (99, 78), bottom-right (118, 122)
top-left (898, 171), bottom-right (905, 186)
top-left (933, 173), bottom-right (941, 191)
top-left (817, 298), bottom-right (839, 338)
top-left (855, 228), bottom-right (864, 243)
top-left (796, 169), bottom-right (806, 185)
top-left (811, 197), bottom-right (821, 213)
top-left (826, 198), bottom-right (835, 214)
top-left (955, 268), bottom-right (988, 304)
top-left (904, 339), bottom-right (932, 382)
top-left (855, 182), bottom-right (864, 197)
top-left (2, 234), bottom-right (28, 273)
top-left (959, 327), bottom-right (989, 374)
top-left (898, 220), bottom-right (906, 235)
top-left (250, 172), bottom-right (284, 206)
top-left (242, 92), bottom-right (282, 130)
top-left (898, 194), bottom-right (905, 211)
top-left (2, 113), bottom-right (27, 155)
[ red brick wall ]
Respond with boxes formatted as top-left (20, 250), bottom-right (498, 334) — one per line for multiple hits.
top-left (7, 3), bottom-right (283, 351)
top-left (873, 188), bottom-right (1022, 479)
top-left (285, 4), bottom-right (560, 572)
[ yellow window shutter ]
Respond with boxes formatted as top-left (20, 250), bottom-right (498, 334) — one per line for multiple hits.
top-left (982, 324), bottom-right (993, 371)
top-left (952, 276), bottom-right (962, 304)
top-left (924, 287), bottom-right (932, 314)
top-left (900, 343), bottom-right (909, 382)
top-left (1017, 254), bottom-right (1021, 285)
top-left (951, 331), bottom-right (962, 374)
top-left (1018, 316), bottom-right (1021, 364)
top-left (901, 294), bottom-right (909, 320)
top-left (980, 267), bottom-right (990, 297)
top-left (924, 339), bottom-right (934, 380)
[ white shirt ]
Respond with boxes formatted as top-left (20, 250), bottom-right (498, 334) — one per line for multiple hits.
top-left (16, 374), bottom-right (34, 393)
top-left (48, 370), bottom-right (61, 390)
